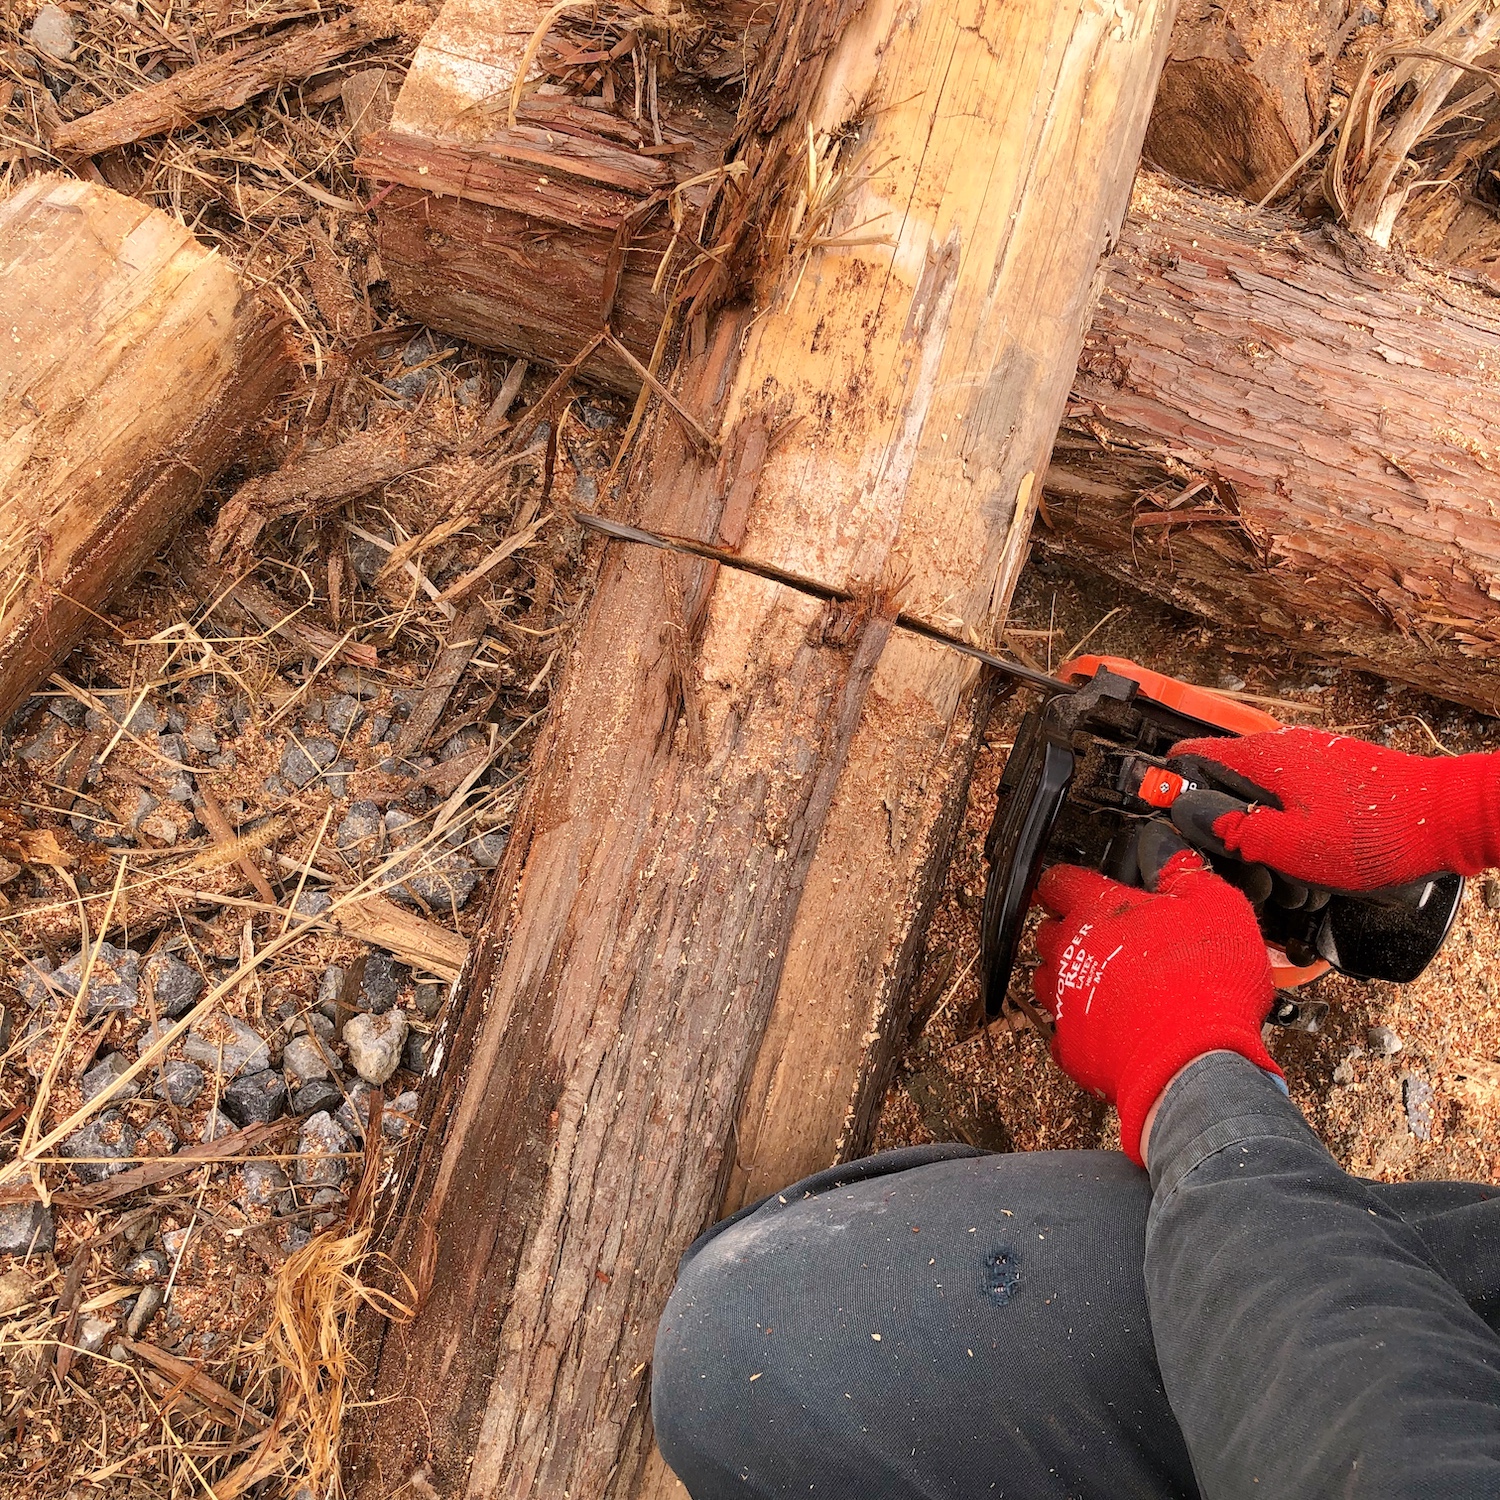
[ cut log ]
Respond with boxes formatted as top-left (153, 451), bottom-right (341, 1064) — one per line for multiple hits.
top-left (1142, 0), bottom-right (1346, 200)
top-left (1043, 173), bottom-right (1500, 715)
top-left (353, 2), bottom-right (1177, 1497)
top-left (0, 175), bottom-right (290, 725)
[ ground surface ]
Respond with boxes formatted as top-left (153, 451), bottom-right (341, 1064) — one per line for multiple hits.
top-left (3, 1), bottom-right (1500, 1497)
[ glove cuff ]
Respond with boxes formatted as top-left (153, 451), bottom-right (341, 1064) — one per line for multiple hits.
top-left (1430, 752), bottom-right (1500, 878)
top-left (1116, 1021), bottom-right (1281, 1168)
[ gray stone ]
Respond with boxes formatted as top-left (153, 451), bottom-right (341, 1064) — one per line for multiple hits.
top-left (81, 1051), bottom-right (139, 1103)
top-left (157, 733), bottom-right (188, 765)
top-left (336, 800), bottom-right (385, 860)
top-left (241, 1161), bottom-right (292, 1214)
top-left (413, 981), bottom-right (446, 1019)
top-left (282, 1033), bottom-right (331, 1086)
top-left (334, 668), bottom-right (380, 700)
top-left (122, 1249), bottom-right (168, 1283)
top-left (165, 772), bottom-right (195, 803)
top-left (29, 6), bottom-right (78, 62)
top-left (153, 1059), bottom-right (205, 1107)
top-left (87, 691), bottom-right (159, 736)
top-left (577, 401), bottom-right (619, 431)
top-left (184, 1014), bottom-right (269, 1077)
top-left (199, 1108), bottom-right (236, 1143)
top-left (470, 830), bottom-right (508, 868)
top-left (49, 696), bottom-right (86, 727)
top-left (311, 1185), bottom-right (345, 1227)
top-left (186, 725), bottom-right (220, 756)
top-left (207, 750), bottom-right (237, 771)
top-left (62, 1112), bottom-right (137, 1183)
top-left (370, 714), bottom-right (392, 742)
top-left (290, 1010), bottom-right (335, 1042)
top-left (293, 1077), bottom-right (342, 1117)
top-left (347, 535), bottom-right (385, 584)
top-left (76, 1315), bottom-right (114, 1357)
top-left (301, 699), bottom-right (324, 725)
top-left (359, 950), bottom-right (402, 1014)
top-left (53, 941), bottom-right (140, 1016)
top-left (122, 787), bottom-right (159, 831)
top-left (0, 1202), bottom-right (53, 1256)
top-left (144, 952), bottom-right (203, 1017)
top-left (344, 1009), bottom-right (407, 1085)
top-left (15, 958), bottom-right (55, 1009)
top-left (402, 1029), bottom-right (430, 1074)
top-left (296, 1111), bottom-right (353, 1187)
top-left (390, 850), bottom-right (481, 912)
top-left (0, 1268), bottom-right (36, 1314)
top-left (325, 694), bottom-right (365, 736)
top-left (18, 719), bottom-right (65, 762)
top-left (440, 726), bottom-right (486, 761)
top-left (282, 1225), bottom-right (313, 1253)
top-left (317, 966), bottom-right (345, 1011)
top-left (138, 1117), bottom-right (178, 1156)
top-left (1403, 1072), bottom-right (1434, 1141)
top-left (1368, 1024), bottom-right (1403, 1057)
top-left (326, 758), bottom-right (357, 798)
top-left (125, 1285), bottom-right (164, 1339)
top-left (222, 1068), bottom-right (287, 1126)
top-left (291, 889), bottom-right (332, 918)
top-left (335, 1080), bottom-right (375, 1138)
top-left (383, 1089), bottom-right (420, 1141)
top-left (280, 737), bottom-right (338, 788)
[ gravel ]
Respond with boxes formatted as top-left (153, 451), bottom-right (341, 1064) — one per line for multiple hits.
top-left (283, 1032), bottom-right (331, 1086)
top-left (62, 1112), bottom-right (138, 1183)
top-left (389, 849), bottom-right (481, 912)
top-left (222, 1069), bottom-right (288, 1126)
top-left (344, 1009), bottom-right (408, 1084)
top-left (383, 1089), bottom-right (420, 1141)
top-left (413, 981), bottom-right (446, 1019)
top-left (80, 1051), bottom-right (139, 1103)
top-left (241, 1161), bottom-right (293, 1213)
top-left (470, 830), bottom-right (509, 867)
top-left (325, 694), bottom-right (365, 736)
top-left (52, 941), bottom-right (140, 1016)
top-left (0, 1202), bottom-right (53, 1256)
top-left (292, 1078), bottom-right (343, 1117)
top-left (1368, 1024), bottom-right (1403, 1057)
top-left (200, 1108), bottom-right (236, 1143)
top-left (126, 1285), bottom-right (164, 1340)
top-left (359, 950), bottom-right (402, 1014)
top-left (153, 1059), bottom-right (205, 1107)
top-left (77, 1316), bottom-right (114, 1356)
top-left (143, 952), bottom-right (204, 1017)
top-left (336, 800), bottom-right (385, 860)
top-left (280, 737), bottom-right (339, 788)
top-left (139, 1117), bottom-right (179, 1156)
top-left (184, 1014), bottom-right (270, 1077)
top-left (296, 1111), bottom-right (353, 1187)
top-left (402, 1029), bottom-right (430, 1073)
top-left (122, 1249), bottom-right (169, 1283)
top-left (1403, 1071), bottom-right (1434, 1141)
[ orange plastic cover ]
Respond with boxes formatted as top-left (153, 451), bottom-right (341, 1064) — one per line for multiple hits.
top-left (1060, 655), bottom-right (1282, 736)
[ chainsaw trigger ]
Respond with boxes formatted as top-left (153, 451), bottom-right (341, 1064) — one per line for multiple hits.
top-left (1168, 788), bottom-right (1246, 860)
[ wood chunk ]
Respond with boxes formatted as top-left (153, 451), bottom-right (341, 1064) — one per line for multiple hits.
top-left (0, 176), bottom-right (290, 725)
top-left (352, 2), bottom-right (1178, 1495)
top-left (52, 17), bottom-right (384, 156)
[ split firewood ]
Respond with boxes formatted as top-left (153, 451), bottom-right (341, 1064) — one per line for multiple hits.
top-left (0, 176), bottom-right (290, 725)
top-left (1043, 173), bottom-right (1500, 715)
top-left (51, 17), bottom-right (386, 157)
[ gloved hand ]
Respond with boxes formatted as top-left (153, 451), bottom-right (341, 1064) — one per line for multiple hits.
top-left (1033, 850), bottom-right (1277, 1166)
top-left (1170, 728), bottom-right (1500, 892)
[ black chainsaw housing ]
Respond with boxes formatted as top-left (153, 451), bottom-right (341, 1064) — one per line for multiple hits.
top-left (979, 667), bottom-right (1463, 1020)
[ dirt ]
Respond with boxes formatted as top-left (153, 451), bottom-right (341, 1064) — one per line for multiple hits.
top-left (875, 554), bottom-right (1500, 1187)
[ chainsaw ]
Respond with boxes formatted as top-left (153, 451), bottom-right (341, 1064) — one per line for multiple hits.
top-left (979, 656), bottom-right (1464, 1031)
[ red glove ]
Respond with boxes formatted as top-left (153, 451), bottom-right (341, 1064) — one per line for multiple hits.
top-left (1171, 728), bottom-right (1500, 891)
top-left (1033, 851), bottom-right (1277, 1166)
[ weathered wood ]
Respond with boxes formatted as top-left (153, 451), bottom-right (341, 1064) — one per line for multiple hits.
top-left (0, 176), bottom-right (290, 725)
top-left (354, 2), bottom-right (1177, 1497)
top-left (1142, 0), bottom-right (1345, 200)
top-left (356, 0), bottom-right (738, 395)
top-left (1043, 173), bottom-right (1500, 714)
top-left (52, 17), bottom-right (383, 156)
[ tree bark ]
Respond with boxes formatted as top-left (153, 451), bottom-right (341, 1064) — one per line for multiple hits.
top-left (1044, 173), bottom-right (1500, 715)
top-left (0, 175), bottom-right (290, 726)
top-left (352, 2), bottom-right (1178, 1497)
top-left (1141, 0), bottom-right (1346, 200)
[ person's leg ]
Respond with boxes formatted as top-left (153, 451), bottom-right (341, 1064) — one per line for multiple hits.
top-left (652, 1146), bottom-right (1198, 1500)
top-left (1371, 1179), bottom-right (1500, 1332)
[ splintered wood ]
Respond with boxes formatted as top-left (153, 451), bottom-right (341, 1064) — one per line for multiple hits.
top-left (0, 175), bottom-right (289, 724)
top-left (353, 2), bottom-right (1178, 1497)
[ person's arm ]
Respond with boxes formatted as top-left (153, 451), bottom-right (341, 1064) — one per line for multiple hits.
top-left (1145, 1051), bottom-right (1500, 1498)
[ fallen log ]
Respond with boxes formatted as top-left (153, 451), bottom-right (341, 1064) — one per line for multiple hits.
top-left (0, 175), bottom-right (290, 725)
top-left (1043, 173), bottom-right (1500, 714)
top-left (352, 1), bottom-right (1177, 1496)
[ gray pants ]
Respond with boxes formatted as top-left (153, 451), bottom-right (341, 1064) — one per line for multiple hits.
top-left (652, 1057), bottom-right (1500, 1499)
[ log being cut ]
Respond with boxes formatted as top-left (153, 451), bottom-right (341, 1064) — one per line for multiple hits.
top-left (1044, 173), bottom-right (1500, 716)
top-left (0, 175), bottom-right (289, 724)
top-left (352, 2), bottom-right (1177, 1497)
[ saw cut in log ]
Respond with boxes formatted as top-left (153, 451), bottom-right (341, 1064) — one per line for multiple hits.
top-left (1143, 0), bottom-right (1346, 200)
top-left (352, 2), bottom-right (1177, 1497)
top-left (0, 175), bottom-right (289, 725)
top-left (355, 0), bottom-right (746, 395)
top-left (1044, 173), bottom-right (1500, 714)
